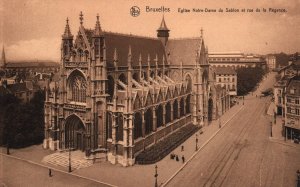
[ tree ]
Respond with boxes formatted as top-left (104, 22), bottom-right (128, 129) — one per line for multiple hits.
top-left (236, 66), bottom-right (265, 96)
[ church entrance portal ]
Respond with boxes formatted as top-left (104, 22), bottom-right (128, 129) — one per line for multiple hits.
top-left (65, 115), bottom-right (86, 151)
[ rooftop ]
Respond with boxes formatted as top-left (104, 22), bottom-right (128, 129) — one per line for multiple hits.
top-left (214, 66), bottom-right (237, 75)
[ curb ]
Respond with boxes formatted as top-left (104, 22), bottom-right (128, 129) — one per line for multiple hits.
top-left (161, 105), bottom-right (244, 187)
top-left (0, 152), bottom-right (117, 187)
top-left (269, 138), bottom-right (300, 149)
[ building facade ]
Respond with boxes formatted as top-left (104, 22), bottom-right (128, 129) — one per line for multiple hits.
top-left (214, 67), bottom-right (237, 96)
top-left (266, 55), bottom-right (276, 71)
top-left (208, 51), bottom-right (266, 69)
top-left (43, 13), bottom-right (230, 166)
top-left (285, 76), bottom-right (300, 140)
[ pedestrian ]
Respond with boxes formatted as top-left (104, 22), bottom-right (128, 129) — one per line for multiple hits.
top-left (176, 155), bottom-right (179, 162)
top-left (49, 168), bottom-right (52, 177)
top-left (181, 145), bottom-right (184, 152)
top-left (182, 155), bottom-right (185, 163)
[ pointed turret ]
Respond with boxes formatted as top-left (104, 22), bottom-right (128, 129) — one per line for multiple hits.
top-left (62, 18), bottom-right (73, 39)
top-left (162, 55), bottom-right (165, 78)
top-left (128, 45), bottom-right (132, 68)
top-left (94, 14), bottom-right (103, 36)
top-left (155, 54), bottom-right (158, 78)
top-left (139, 53), bottom-right (142, 79)
top-left (157, 15), bottom-right (170, 46)
top-left (1, 46), bottom-right (6, 68)
top-left (113, 48), bottom-right (118, 70)
top-left (79, 11), bottom-right (84, 26)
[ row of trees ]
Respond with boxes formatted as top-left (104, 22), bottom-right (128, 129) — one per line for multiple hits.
top-left (0, 91), bottom-right (45, 148)
top-left (236, 66), bottom-right (265, 96)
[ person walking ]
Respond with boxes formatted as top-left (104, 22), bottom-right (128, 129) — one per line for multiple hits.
top-left (182, 155), bottom-right (185, 163)
top-left (48, 168), bottom-right (52, 177)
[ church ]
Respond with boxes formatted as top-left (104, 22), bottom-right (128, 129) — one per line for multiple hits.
top-left (43, 12), bottom-right (230, 166)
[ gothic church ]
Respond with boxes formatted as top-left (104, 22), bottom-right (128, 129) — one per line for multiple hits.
top-left (43, 12), bottom-right (230, 166)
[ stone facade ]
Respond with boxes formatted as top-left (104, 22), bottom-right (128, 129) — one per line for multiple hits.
top-left (43, 13), bottom-right (230, 166)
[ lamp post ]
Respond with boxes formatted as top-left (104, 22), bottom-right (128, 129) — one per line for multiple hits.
top-left (195, 134), bottom-right (198, 151)
top-left (296, 170), bottom-right (300, 187)
top-left (154, 165), bottom-right (158, 187)
top-left (68, 140), bottom-right (72, 173)
top-left (270, 122), bottom-right (273, 137)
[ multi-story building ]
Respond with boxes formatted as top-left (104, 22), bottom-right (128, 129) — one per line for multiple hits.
top-left (208, 51), bottom-right (266, 69)
top-left (285, 76), bottom-right (300, 140)
top-left (266, 55), bottom-right (276, 71)
top-left (214, 66), bottom-right (237, 96)
top-left (43, 13), bottom-right (230, 166)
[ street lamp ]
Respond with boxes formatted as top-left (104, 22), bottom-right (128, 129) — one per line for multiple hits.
top-left (270, 122), bottom-right (273, 137)
top-left (68, 140), bottom-right (72, 173)
top-left (154, 165), bottom-right (158, 187)
top-left (296, 170), bottom-right (300, 187)
top-left (195, 134), bottom-right (198, 151)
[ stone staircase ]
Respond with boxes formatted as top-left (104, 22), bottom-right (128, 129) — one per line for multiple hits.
top-left (42, 150), bottom-right (93, 170)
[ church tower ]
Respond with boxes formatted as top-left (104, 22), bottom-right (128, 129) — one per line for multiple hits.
top-left (157, 16), bottom-right (169, 46)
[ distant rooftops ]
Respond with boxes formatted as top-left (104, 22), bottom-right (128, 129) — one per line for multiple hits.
top-left (5, 61), bottom-right (59, 68)
top-left (214, 66), bottom-right (237, 75)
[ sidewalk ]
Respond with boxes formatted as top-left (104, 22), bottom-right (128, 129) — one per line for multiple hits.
top-left (266, 101), bottom-right (300, 148)
top-left (1, 103), bottom-right (244, 187)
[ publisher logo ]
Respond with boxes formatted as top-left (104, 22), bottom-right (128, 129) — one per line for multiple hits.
top-left (130, 6), bottom-right (140, 17)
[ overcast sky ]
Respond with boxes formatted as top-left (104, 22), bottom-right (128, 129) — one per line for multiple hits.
top-left (0, 0), bottom-right (299, 61)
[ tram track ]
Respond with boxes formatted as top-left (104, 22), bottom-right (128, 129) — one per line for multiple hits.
top-left (202, 99), bottom-right (265, 187)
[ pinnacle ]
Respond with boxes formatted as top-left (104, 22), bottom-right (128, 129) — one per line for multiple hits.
top-left (94, 13), bottom-right (102, 36)
top-left (62, 17), bottom-right (73, 39)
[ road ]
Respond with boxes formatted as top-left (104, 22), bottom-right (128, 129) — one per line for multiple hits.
top-left (0, 154), bottom-right (112, 187)
top-left (167, 73), bottom-right (300, 187)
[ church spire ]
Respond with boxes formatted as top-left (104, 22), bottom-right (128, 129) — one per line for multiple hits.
top-left (157, 15), bottom-right (170, 46)
top-left (62, 18), bottom-right (73, 39)
top-left (1, 46), bottom-right (6, 68)
top-left (157, 15), bottom-right (169, 31)
top-left (94, 14), bottom-right (102, 36)
top-left (79, 11), bottom-right (84, 26)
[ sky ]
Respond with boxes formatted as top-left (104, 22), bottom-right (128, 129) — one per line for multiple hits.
top-left (0, 0), bottom-right (299, 61)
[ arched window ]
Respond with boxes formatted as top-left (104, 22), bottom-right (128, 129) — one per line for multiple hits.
top-left (180, 98), bottom-right (185, 117)
top-left (106, 112), bottom-right (112, 139)
top-left (186, 95), bottom-right (191, 114)
top-left (173, 100), bottom-right (178, 120)
top-left (185, 75), bottom-right (192, 92)
top-left (132, 73), bottom-right (139, 84)
top-left (145, 109), bottom-right (153, 135)
top-left (107, 75), bottom-right (114, 101)
top-left (156, 105), bottom-right (163, 128)
top-left (78, 49), bottom-right (84, 61)
top-left (116, 114), bottom-right (123, 141)
top-left (166, 102), bottom-right (171, 124)
top-left (68, 70), bottom-right (87, 103)
top-left (134, 112), bottom-right (142, 139)
top-left (150, 71), bottom-right (155, 78)
top-left (94, 39), bottom-right (99, 55)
